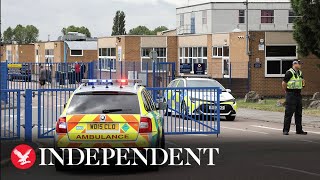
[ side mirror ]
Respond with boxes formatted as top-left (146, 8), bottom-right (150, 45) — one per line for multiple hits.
top-left (226, 89), bottom-right (232, 93)
top-left (63, 103), bottom-right (67, 108)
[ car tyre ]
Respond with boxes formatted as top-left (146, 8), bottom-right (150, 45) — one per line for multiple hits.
top-left (226, 115), bottom-right (236, 121)
top-left (163, 99), bottom-right (171, 116)
top-left (181, 101), bottom-right (188, 120)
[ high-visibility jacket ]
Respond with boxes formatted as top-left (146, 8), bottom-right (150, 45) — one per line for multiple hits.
top-left (287, 68), bottom-right (303, 90)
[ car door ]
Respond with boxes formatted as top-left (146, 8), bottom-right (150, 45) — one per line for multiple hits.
top-left (166, 80), bottom-right (179, 110)
top-left (175, 79), bottom-right (186, 111)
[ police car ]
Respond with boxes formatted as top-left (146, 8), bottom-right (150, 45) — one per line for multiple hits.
top-left (54, 79), bottom-right (165, 170)
top-left (164, 77), bottom-right (237, 121)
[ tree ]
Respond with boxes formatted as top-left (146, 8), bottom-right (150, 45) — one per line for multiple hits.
top-left (129, 26), bottom-right (153, 35)
top-left (13, 25), bottom-right (27, 44)
top-left (3, 27), bottom-right (14, 44)
top-left (291, 0), bottom-right (320, 58)
top-left (153, 26), bottom-right (169, 34)
top-left (112, 11), bottom-right (127, 35)
top-left (61, 25), bottom-right (91, 37)
top-left (128, 26), bottom-right (169, 35)
top-left (25, 25), bottom-right (39, 44)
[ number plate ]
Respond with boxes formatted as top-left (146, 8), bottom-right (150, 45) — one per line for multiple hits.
top-left (87, 123), bottom-right (119, 132)
top-left (209, 106), bottom-right (225, 111)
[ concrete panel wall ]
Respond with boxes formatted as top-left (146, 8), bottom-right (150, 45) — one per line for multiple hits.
top-left (141, 36), bottom-right (167, 47)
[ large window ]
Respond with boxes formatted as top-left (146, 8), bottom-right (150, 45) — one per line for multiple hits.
top-left (213, 46), bottom-right (229, 57)
top-left (239, 10), bottom-right (245, 24)
top-left (7, 50), bottom-right (12, 62)
top-left (70, 50), bottom-right (83, 56)
top-left (265, 46), bottom-right (297, 77)
top-left (180, 14), bottom-right (184, 27)
top-left (261, 10), bottom-right (274, 23)
top-left (141, 47), bottom-right (167, 71)
top-left (202, 10), bottom-right (207, 25)
top-left (179, 47), bottom-right (208, 73)
top-left (288, 10), bottom-right (299, 23)
top-left (45, 49), bottom-right (54, 63)
top-left (98, 48), bottom-right (116, 71)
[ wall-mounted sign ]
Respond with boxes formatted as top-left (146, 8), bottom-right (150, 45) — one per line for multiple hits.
top-left (254, 62), bottom-right (262, 68)
top-left (259, 39), bottom-right (265, 51)
top-left (194, 63), bottom-right (206, 75)
top-left (180, 63), bottom-right (192, 74)
top-left (118, 46), bottom-right (122, 61)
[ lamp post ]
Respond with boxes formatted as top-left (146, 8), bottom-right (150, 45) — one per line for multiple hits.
top-left (244, 0), bottom-right (250, 55)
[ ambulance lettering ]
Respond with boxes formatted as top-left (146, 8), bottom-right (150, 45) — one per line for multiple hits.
top-left (75, 134), bottom-right (129, 140)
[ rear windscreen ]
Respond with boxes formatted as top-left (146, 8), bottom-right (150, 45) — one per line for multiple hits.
top-left (66, 93), bottom-right (140, 114)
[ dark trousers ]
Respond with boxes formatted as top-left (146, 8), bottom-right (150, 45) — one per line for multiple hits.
top-left (283, 92), bottom-right (303, 133)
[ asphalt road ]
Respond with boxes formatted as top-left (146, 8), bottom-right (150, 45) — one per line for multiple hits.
top-left (2, 117), bottom-right (320, 180)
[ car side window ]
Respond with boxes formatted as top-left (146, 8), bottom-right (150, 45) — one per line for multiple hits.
top-left (141, 91), bottom-right (151, 112)
top-left (170, 80), bottom-right (179, 87)
top-left (144, 91), bottom-right (156, 111)
top-left (177, 80), bottom-right (185, 88)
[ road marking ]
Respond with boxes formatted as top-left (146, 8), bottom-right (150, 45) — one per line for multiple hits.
top-left (299, 140), bottom-right (320, 145)
top-left (251, 125), bottom-right (320, 135)
top-left (250, 125), bottom-right (282, 131)
top-left (221, 126), bottom-right (269, 135)
top-left (264, 165), bottom-right (320, 177)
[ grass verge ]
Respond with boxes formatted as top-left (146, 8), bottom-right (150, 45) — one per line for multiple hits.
top-left (237, 99), bottom-right (320, 117)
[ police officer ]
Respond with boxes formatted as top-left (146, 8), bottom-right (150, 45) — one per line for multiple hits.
top-left (282, 60), bottom-right (307, 135)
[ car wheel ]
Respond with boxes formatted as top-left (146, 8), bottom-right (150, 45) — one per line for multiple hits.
top-left (163, 99), bottom-right (171, 116)
top-left (226, 115), bottom-right (236, 121)
top-left (181, 101), bottom-right (188, 120)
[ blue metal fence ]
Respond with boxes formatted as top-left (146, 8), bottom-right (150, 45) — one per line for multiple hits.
top-left (37, 89), bottom-right (74, 138)
top-left (0, 89), bottom-right (21, 140)
top-left (147, 87), bottom-right (221, 135)
top-left (5, 61), bottom-right (176, 91)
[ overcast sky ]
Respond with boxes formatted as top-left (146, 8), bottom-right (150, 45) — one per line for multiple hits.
top-left (2, 0), bottom-right (209, 41)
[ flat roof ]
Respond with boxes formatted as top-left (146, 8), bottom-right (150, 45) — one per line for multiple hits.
top-left (177, 0), bottom-right (290, 9)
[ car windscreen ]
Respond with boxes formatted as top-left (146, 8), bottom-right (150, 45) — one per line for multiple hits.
top-left (66, 92), bottom-right (140, 114)
top-left (186, 79), bottom-right (226, 91)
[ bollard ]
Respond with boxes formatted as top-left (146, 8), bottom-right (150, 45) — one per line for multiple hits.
top-left (25, 89), bottom-right (33, 142)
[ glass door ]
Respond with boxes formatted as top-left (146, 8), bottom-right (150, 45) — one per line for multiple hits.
top-left (222, 58), bottom-right (230, 78)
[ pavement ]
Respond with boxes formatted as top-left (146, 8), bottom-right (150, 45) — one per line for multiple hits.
top-left (238, 108), bottom-right (320, 128)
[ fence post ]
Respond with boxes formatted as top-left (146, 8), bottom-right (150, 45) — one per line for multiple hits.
top-left (152, 62), bottom-right (156, 87)
top-left (25, 89), bottom-right (33, 142)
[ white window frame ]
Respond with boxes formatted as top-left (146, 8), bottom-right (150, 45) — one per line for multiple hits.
top-left (261, 10), bottom-right (274, 24)
top-left (179, 47), bottom-right (208, 74)
top-left (141, 47), bottom-right (167, 73)
top-left (70, 49), bottom-right (83, 57)
top-left (180, 14), bottom-right (184, 27)
top-left (222, 58), bottom-right (231, 78)
top-left (265, 45), bottom-right (298, 78)
top-left (202, 10), bottom-right (207, 25)
top-left (213, 46), bottom-right (229, 58)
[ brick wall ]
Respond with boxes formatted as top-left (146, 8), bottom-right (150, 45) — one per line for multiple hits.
top-left (249, 31), bottom-right (320, 97)
top-left (67, 49), bottom-right (97, 63)
top-left (19, 45), bottom-right (35, 63)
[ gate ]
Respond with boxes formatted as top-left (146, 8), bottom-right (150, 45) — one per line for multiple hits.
top-left (0, 89), bottom-right (21, 140)
top-left (147, 87), bottom-right (221, 135)
top-left (37, 89), bottom-right (74, 138)
top-left (153, 62), bottom-right (175, 87)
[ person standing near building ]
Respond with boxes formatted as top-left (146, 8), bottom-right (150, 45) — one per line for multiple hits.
top-left (39, 66), bottom-right (47, 88)
top-left (282, 60), bottom-right (307, 135)
top-left (75, 62), bottom-right (81, 83)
